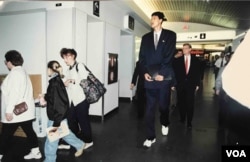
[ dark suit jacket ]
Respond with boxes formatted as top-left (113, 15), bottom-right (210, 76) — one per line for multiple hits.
top-left (139, 29), bottom-right (176, 89)
top-left (131, 61), bottom-right (144, 89)
top-left (173, 55), bottom-right (200, 89)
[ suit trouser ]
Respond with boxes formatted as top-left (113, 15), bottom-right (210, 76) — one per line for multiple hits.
top-left (177, 85), bottom-right (195, 125)
top-left (67, 100), bottom-right (92, 143)
top-left (145, 84), bottom-right (171, 140)
top-left (0, 120), bottom-right (39, 155)
top-left (136, 87), bottom-right (146, 117)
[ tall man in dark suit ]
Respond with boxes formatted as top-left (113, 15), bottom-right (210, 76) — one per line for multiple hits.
top-left (173, 43), bottom-right (200, 129)
top-left (139, 11), bottom-right (176, 147)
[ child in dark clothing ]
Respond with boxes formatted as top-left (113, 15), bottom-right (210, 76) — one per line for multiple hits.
top-left (39, 60), bottom-right (85, 162)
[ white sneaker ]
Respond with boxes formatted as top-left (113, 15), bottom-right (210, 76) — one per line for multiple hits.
top-left (0, 154), bottom-right (3, 160)
top-left (24, 151), bottom-right (42, 160)
top-left (75, 144), bottom-right (85, 157)
top-left (58, 144), bottom-right (71, 149)
top-left (84, 142), bottom-right (93, 149)
top-left (161, 125), bottom-right (169, 136)
top-left (143, 139), bottom-right (156, 147)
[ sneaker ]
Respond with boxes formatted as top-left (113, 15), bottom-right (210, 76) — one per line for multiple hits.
top-left (84, 142), bottom-right (93, 149)
top-left (75, 144), bottom-right (85, 157)
top-left (58, 144), bottom-right (71, 149)
top-left (24, 151), bottom-right (42, 160)
top-left (143, 139), bottom-right (156, 147)
top-left (0, 154), bottom-right (3, 160)
top-left (161, 125), bottom-right (169, 136)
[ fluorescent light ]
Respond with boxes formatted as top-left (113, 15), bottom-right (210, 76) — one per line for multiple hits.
top-left (0, 1), bottom-right (3, 6)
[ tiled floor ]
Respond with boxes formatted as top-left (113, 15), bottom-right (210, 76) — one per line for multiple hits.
top-left (0, 68), bottom-right (245, 162)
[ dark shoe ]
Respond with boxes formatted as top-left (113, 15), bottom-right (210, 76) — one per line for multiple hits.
top-left (171, 105), bottom-right (176, 111)
top-left (187, 123), bottom-right (192, 129)
top-left (179, 119), bottom-right (185, 124)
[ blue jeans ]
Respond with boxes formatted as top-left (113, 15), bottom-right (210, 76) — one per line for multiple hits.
top-left (44, 119), bottom-right (84, 162)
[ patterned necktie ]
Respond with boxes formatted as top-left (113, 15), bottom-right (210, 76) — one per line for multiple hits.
top-left (185, 56), bottom-right (189, 74)
top-left (154, 34), bottom-right (158, 49)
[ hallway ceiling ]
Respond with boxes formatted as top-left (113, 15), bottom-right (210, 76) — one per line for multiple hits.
top-left (124, 0), bottom-right (250, 31)
top-left (118, 0), bottom-right (250, 51)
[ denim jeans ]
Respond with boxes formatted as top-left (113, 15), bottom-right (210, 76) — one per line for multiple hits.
top-left (44, 119), bottom-right (84, 162)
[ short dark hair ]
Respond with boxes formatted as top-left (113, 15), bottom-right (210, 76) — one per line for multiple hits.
top-left (60, 48), bottom-right (77, 59)
top-left (151, 11), bottom-right (167, 21)
top-left (47, 60), bottom-right (64, 78)
top-left (5, 50), bottom-right (24, 66)
top-left (183, 43), bottom-right (192, 49)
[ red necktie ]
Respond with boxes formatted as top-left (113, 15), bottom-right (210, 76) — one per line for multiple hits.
top-left (185, 56), bottom-right (189, 74)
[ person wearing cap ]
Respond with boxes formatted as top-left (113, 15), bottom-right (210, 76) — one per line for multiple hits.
top-left (139, 11), bottom-right (176, 147)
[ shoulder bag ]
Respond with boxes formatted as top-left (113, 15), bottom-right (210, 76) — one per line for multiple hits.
top-left (78, 64), bottom-right (107, 104)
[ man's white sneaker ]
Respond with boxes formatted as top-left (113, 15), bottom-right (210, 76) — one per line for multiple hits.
top-left (24, 151), bottom-right (42, 160)
top-left (58, 144), bottom-right (71, 149)
top-left (143, 139), bottom-right (156, 147)
top-left (161, 125), bottom-right (169, 136)
top-left (84, 142), bottom-right (93, 149)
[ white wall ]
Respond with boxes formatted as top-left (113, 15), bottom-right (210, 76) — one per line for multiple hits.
top-left (87, 21), bottom-right (105, 116)
top-left (119, 35), bottom-right (134, 99)
top-left (104, 23), bottom-right (120, 114)
top-left (47, 8), bottom-right (88, 72)
top-left (0, 10), bottom-right (47, 92)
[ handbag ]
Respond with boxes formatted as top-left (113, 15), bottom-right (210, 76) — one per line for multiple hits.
top-left (79, 64), bottom-right (107, 104)
top-left (13, 102), bottom-right (28, 115)
top-left (13, 72), bottom-right (28, 115)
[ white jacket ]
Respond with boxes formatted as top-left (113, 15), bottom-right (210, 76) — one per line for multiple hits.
top-left (1, 66), bottom-right (35, 123)
top-left (65, 63), bottom-right (88, 106)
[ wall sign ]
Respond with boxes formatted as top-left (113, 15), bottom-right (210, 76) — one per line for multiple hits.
top-left (93, 1), bottom-right (99, 17)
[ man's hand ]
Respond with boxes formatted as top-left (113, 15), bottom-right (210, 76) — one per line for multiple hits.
top-left (130, 84), bottom-right (135, 90)
top-left (154, 75), bottom-right (164, 81)
top-left (171, 87), bottom-right (176, 91)
top-left (144, 73), bottom-right (153, 81)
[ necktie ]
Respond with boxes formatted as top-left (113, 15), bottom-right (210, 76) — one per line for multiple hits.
top-left (220, 59), bottom-right (224, 67)
top-left (185, 56), bottom-right (189, 74)
top-left (154, 34), bottom-right (158, 49)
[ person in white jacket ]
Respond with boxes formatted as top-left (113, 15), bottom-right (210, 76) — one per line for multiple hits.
top-left (0, 50), bottom-right (41, 160)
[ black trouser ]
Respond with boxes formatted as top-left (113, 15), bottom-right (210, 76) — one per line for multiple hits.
top-left (145, 84), bottom-right (171, 140)
top-left (136, 87), bottom-right (146, 117)
top-left (67, 100), bottom-right (92, 143)
top-left (177, 85), bottom-right (196, 125)
top-left (0, 120), bottom-right (39, 155)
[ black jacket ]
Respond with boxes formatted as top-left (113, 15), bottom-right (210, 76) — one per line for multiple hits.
top-left (45, 75), bottom-right (69, 127)
top-left (173, 55), bottom-right (200, 89)
top-left (131, 61), bottom-right (145, 89)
